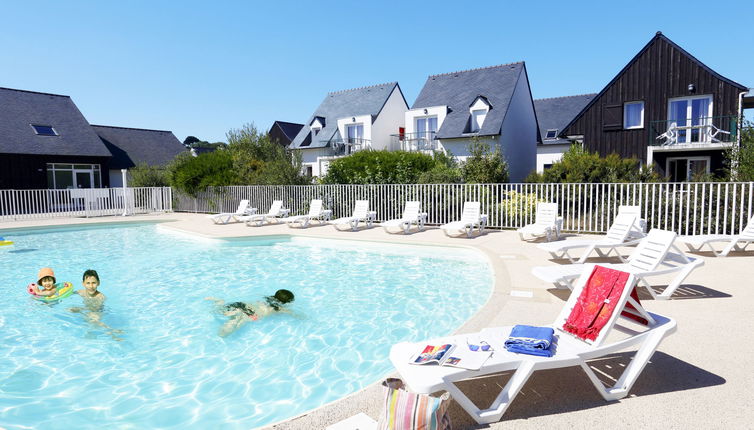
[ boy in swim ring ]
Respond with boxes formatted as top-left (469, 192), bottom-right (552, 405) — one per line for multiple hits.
top-left (29, 267), bottom-right (58, 297)
top-left (205, 289), bottom-right (295, 337)
top-left (76, 269), bottom-right (106, 309)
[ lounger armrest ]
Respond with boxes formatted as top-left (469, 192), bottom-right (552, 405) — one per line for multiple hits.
top-left (280, 208), bottom-right (290, 217)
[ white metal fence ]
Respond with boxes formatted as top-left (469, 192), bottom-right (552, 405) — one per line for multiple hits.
top-left (174, 182), bottom-right (754, 235)
top-left (0, 187), bottom-right (172, 222)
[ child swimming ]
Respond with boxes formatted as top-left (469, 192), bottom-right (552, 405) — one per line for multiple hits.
top-left (29, 267), bottom-right (58, 297)
top-left (76, 269), bottom-right (106, 309)
top-left (205, 289), bottom-right (295, 337)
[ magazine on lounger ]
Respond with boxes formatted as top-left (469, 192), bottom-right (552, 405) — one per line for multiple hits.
top-left (409, 343), bottom-right (492, 371)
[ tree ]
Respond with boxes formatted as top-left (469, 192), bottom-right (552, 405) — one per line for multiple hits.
top-left (226, 123), bottom-right (308, 185)
top-left (726, 121), bottom-right (754, 182)
top-left (167, 151), bottom-right (236, 196)
top-left (461, 138), bottom-right (509, 183)
top-left (525, 145), bottom-right (663, 183)
top-left (128, 163), bottom-right (169, 187)
top-left (322, 150), bottom-right (436, 184)
top-left (183, 136), bottom-right (201, 147)
top-left (417, 151), bottom-right (463, 184)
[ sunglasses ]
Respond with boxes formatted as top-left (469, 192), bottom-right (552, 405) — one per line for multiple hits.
top-left (467, 339), bottom-right (492, 352)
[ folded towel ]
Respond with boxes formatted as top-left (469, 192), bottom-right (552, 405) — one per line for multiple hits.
top-left (504, 325), bottom-right (555, 357)
top-left (563, 265), bottom-right (629, 341)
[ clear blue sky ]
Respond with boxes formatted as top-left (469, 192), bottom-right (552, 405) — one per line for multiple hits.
top-left (2, 0), bottom-right (752, 143)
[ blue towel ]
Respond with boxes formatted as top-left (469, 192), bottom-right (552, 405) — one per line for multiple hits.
top-left (504, 325), bottom-right (555, 357)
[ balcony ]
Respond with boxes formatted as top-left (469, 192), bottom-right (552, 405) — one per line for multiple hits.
top-left (650, 115), bottom-right (737, 149)
top-left (330, 138), bottom-right (371, 156)
top-left (389, 132), bottom-right (442, 152)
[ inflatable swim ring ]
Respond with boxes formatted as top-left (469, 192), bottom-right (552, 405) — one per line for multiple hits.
top-left (27, 282), bottom-right (74, 302)
top-left (0, 237), bottom-right (13, 246)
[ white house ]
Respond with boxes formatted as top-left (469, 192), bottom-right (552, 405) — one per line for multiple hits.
top-left (288, 82), bottom-right (408, 177)
top-left (401, 63), bottom-right (539, 182)
top-left (533, 94), bottom-right (596, 172)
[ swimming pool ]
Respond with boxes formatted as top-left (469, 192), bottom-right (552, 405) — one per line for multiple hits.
top-left (0, 223), bottom-right (493, 429)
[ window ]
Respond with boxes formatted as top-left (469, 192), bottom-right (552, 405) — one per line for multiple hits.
top-left (623, 102), bottom-right (644, 129)
top-left (545, 129), bottom-right (558, 140)
top-left (666, 156), bottom-right (710, 182)
top-left (470, 109), bottom-right (486, 132)
top-left (668, 96), bottom-right (712, 143)
top-left (31, 124), bottom-right (58, 136)
top-left (305, 166), bottom-right (313, 177)
top-left (543, 163), bottom-right (553, 170)
top-left (415, 116), bottom-right (438, 139)
top-left (46, 163), bottom-right (101, 189)
top-left (346, 124), bottom-right (364, 143)
top-left (312, 127), bottom-right (320, 136)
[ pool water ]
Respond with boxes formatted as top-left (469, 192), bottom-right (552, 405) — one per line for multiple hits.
top-left (0, 223), bottom-right (493, 429)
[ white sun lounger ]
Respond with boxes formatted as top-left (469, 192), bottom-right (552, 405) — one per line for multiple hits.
top-left (677, 214), bottom-right (754, 257)
top-left (517, 202), bottom-right (562, 242)
top-left (282, 199), bottom-right (331, 228)
top-left (207, 199), bottom-right (256, 224)
top-left (243, 200), bottom-right (288, 227)
top-left (381, 201), bottom-right (427, 234)
top-left (390, 265), bottom-right (675, 425)
top-left (532, 229), bottom-right (704, 300)
top-left (617, 205), bottom-right (647, 239)
top-left (330, 200), bottom-right (375, 231)
top-left (537, 213), bottom-right (640, 263)
top-left (440, 201), bottom-right (487, 238)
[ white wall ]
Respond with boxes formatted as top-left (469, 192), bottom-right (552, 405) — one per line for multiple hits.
top-left (371, 86), bottom-right (408, 150)
top-left (337, 114), bottom-right (372, 148)
top-left (439, 136), bottom-right (498, 161)
top-left (299, 147), bottom-right (332, 177)
top-left (404, 105), bottom-right (448, 135)
top-left (499, 69), bottom-right (538, 182)
top-left (536, 144), bottom-right (570, 172)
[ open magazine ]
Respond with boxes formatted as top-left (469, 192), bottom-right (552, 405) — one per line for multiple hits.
top-left (410, 343), bottom-right (492, 370)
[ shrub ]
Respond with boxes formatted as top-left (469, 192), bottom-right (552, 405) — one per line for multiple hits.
top-left (726, 122), bottom-right (754, 182)
top-left (227, 124), bottom-right (307, 185)
top-left (461, 138), bottom-right (509, 183)
top-left (499, 190), bottom-right (544, 219)
top-left (418, 152), bottom-right (463, 184)
top-left (322, 150), bottom-right (436, 184)
top-left (127, 163), bottom-right (169, 187)
top-left (167, 151), bottom-right (236, 196)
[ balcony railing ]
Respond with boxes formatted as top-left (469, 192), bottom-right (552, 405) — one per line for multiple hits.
top-left (650, 115), bottom-right (737, 147)
top-left (390, 132), bottom-right (441, 152)
top-left (330, 138), bottom-right (371, 156)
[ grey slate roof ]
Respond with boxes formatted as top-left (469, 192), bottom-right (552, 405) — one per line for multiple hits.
top-left (92, 125), bottom-right (187, 169)
top-left (270, 121), bottom-right (304, 141)
top-left (412, 63), bottom-right (526, 139)
top-left (289, 82), bottom-right (401, 149)
top-left (0, 87), bottom-right (111, 157)
top-left (534, 94), bottom-right (596, 143)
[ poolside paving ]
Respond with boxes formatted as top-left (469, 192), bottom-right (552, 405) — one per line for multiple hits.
top-left (3, 213), bottom-right (752, 429)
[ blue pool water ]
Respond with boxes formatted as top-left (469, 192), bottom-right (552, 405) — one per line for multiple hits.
top-left (0, 223), bottom-right (493, 429)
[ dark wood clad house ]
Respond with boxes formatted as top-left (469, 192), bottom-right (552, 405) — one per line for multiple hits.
top-left (0, 88), bottom-right (112, 189)
top-left (560, 32), bottom-right (748, 181)
top-left (269, 121), bottom-right (303, 147)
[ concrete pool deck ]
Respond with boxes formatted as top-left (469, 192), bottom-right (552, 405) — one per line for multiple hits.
top-left (3, 213), bottom-right (752, 429)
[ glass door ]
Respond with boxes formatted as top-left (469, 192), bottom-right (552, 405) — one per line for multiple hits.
top-left (74, 170), bottom-right (93, 188)
top-left (667, 157), bottom-right (710, 181)
top-left (668, 96), bottom-right (712, 143)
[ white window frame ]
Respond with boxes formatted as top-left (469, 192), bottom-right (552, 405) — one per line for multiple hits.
top-left (623, 101), bottom-right (644, 129)
top-left (545, 129), bottom-right (558, 140)
top-left (470, 109), bottom-right (487, 132)
top-left (667, 95), bottom-right (713, 143)
top-left (46, 163), bottom-right (102, 189)
top-left (665, 156), bottom-right (711, 182)
top-left (31, 124), bottom-right (59, 136)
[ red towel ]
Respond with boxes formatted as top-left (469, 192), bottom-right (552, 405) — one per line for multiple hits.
top-left (563, 266), bottom-right (640, 341)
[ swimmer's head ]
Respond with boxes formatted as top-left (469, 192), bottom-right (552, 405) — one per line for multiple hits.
top-left (37, 267), bottom-right (55, 285)
top-left (83, 269), bottom-right (100, 284)
top-left (273, 289), bottom-right (294, 304)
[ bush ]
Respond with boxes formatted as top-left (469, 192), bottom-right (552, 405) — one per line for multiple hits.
top-left (418, 152), bottom-right (463, 184)
top-left (499, 190), bottom-right (544, 219)
top-left (127, 163), bottom-right (169, 187)
top-left (461, 138), bottom-right (509, 183)
top-left (167, 151), bottom-right (236, 196)
top-left (526, 145), bottom-right (664, 183)
top-left (727, 122), bottom-right (754, 182)
top-left (227, 124), bottom-right (308, 185)
top-left (322, 150), bottom-right (436, 184)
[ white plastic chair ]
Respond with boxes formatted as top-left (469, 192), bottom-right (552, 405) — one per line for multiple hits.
top-left (517, 202), bottom-right (562, 242)
top-left (389, 265), bottom-right (676, 425)
top-left (330, 200), bottom-right (374, 231)
top-left (439, 201), bottom-right (487, 238)
top-left (532, 229), bottom-right (705, 300)
top-left (282, 199), bottom-right (330, 228)
top-left (381, 201), bottom-right (427, 234)
top-left (207, 200), bottom-right (256, 224)
top-left (243, 200), bottom-right (288, 227)
top-left (537, 213), bottom-right (639, 263)
top-left (677, 214), bottom-right (754, 257)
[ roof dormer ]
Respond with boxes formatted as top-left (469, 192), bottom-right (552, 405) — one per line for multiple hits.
top-left (468, 95), bottom-right (492, 133)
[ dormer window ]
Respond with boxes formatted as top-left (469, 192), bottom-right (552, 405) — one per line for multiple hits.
top-left (470, 110), bottom-right (486, 132)
top-left (468, 95), bottom-right (491, 133)
top-left (31, 124), bottom-right (58, 136)
top-left (545, 129), bottom-right (558, 140)
top-left (312, 127), bottom-right (321, 136)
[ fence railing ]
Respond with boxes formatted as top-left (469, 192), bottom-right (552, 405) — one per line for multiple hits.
top-left (173, 182), bottom-right (754, 236)
top-left (0, 187), bottom-right (172, 222)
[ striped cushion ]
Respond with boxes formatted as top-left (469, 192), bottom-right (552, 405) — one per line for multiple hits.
top-left (378, 378), bottom-right (451, 430)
